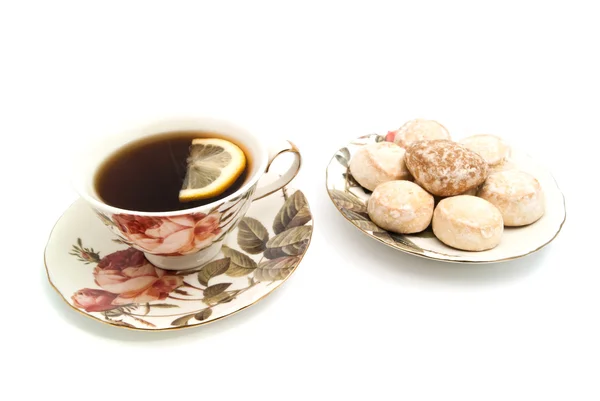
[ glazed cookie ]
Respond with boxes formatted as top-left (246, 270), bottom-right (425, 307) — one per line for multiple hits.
top-left (461, 187), bottom-right (479, 196)
top-left (432, 186), bottom-right (479, 207)
top-left (386, 118), bottom-right (451, 148)
top-left (367, 180), bottom-right (434, 234)
top-left (477, 170), bottom-right (545, 226)
top-left (432, 195), bottom-right (504, 251)
top-left (490, 159), bottom-right (517, 173)
top-left (349, 142), bottom-right (411, 191)
top-left (459, 134), bottom-right (511, 166)
top-left (405, 139), bottom-right (489, 196)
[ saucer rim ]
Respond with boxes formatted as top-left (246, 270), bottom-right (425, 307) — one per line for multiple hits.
top-left (44, 186), bottom-right (313, 332)
top-left (325, 134), bottom-right (567, 264)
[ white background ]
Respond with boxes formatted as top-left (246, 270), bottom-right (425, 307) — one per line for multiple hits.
top-left (1, 1), bottom-right (598, 400)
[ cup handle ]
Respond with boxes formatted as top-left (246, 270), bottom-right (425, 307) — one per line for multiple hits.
top-left (252, 140), bottom-right (302, 201)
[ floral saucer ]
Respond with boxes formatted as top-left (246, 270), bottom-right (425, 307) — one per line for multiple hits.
top-left (326, 134), bottom-right (566, 263)
top-left (45, 185), bottom-right (312, 331)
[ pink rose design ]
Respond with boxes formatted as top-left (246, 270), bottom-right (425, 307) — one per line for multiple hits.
top-left (112, 212), bottom-right (221, 256)
top-left (93, 248), bottom-right (183, 305)
top-left (71, 289), bottom-right (118, 312)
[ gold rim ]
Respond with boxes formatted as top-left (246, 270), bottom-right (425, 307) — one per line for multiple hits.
top-left (44, 188), bottom-right (313, 332)
top-left (325, 137), bottom-right (567, 264)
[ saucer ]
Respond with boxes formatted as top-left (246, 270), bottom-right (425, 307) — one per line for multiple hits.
top-left (45, 184), bottom-right (313, 331)
top-left (326, 134), bottom-right (566, 263)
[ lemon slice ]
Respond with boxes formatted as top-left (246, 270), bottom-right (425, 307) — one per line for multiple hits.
top-left (179, 138), bottom-right (247, 202)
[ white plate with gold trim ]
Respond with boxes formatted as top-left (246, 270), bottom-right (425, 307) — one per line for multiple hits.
top-left (45, 182), bottom-right (312, 331)
top-left (326, 134), bottom-right (566, 264)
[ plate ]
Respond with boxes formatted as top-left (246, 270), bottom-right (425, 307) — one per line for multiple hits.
top-left (326, 134), bottom-right (566, 263)
top-left (45, 183), bottom-right (312, 330)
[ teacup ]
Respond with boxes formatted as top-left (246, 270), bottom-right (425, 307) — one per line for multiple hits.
top-left (73, 117), bottom-right (301, 270)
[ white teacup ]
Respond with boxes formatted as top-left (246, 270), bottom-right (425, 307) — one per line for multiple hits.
top-left (73, 117), bottom-right (301, 270)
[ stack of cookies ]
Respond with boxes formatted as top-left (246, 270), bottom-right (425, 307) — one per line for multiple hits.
top-left (349, 119), bottom-right (545, 251)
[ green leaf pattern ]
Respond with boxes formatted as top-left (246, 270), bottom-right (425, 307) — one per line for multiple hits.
top-left (237, 217), bottom-right (269, 254)
top-left (254, 257), bottom-right (300, 281)
top-left (273, 191), bottom-right (311, 234)
top-left (197, 258), bottom-right (230, 286)
top-left (264, 226), bottom-right (312, 259)
top-left (203, 283), bottom-right (232, 298)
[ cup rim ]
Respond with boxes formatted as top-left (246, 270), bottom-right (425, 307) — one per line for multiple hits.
top-left (72, 117), bottom-right (268, 217)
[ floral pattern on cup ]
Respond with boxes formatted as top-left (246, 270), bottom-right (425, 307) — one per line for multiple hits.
top-left (105, 212), bottom-right (222, 256)
top-left (62, 189), bottom-right (313, 329)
